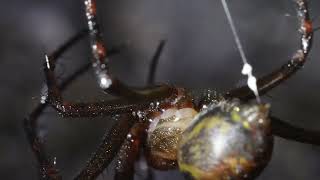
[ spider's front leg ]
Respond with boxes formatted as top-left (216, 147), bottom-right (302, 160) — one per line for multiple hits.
top-left (44, 54), bottom-right (142, 117)
top-left (222, 0), bottom-right (320, 147)
top-left (24, 31), bottom-right (135, 179)
top-left (74, 41), bottom-right (169, 179)
top-left (44, 59), bottom-right (172, 118)
top-left (40, 32), bottom-right (174, 179)
top-left (84, 0), bottom-right (160, 99)
top-left (225, 0), bottom-right (313, 100)
top-left (24, 104), bottom-right (62, 180)
top-left (84, 0), bottom-right (172, 99)
top-left (24, 30), bottom-right (94, 180)
top-left (44, 34), bottom-right (172, 117)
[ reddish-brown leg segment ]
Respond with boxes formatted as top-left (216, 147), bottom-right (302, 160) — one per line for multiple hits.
top-left (74, 114), bottom-right (137, 180)
top-left (24, 104), bottom-right (62, 180)
top-left (225, 0), bottom-right (313, 100)
top-left (43, 37), bottom-right (174, 118)
top-left (24, 31), bottom-right (97, 180)
top-left (223, 0), bottom-right (320, 147)
top-left (113, 38), bottom-right (167, 179)
top-left (84, 0), bottom-right (161, 99)
top-left (38, 25), bottom-right (175, 179)
top-left (44, 53), bottom-right (173, 118)
top-left (74, 39), bottom-right (173, 179)
top-left (44, 8), bottom-right (173, 117)
top-left (24, 30), bottom-right (166, 179)
top-left (113, 123), bottom-right (148, 180)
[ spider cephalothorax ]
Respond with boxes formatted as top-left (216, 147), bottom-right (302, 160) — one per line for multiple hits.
top-left (24, 0), bottom-right (320, 180)
top-left (145, 88), bottom-right (197, 170)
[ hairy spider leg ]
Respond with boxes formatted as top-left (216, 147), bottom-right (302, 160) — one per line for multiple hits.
top-left (225, 0), bottom-right (313, 100)
top-left (39, 27), bottom-right (175, 180)
top-left (143, 40), bottom-right (168, 180)
top-left (112, 123), bottom-right (148, 180)
top-left (44, 38), bottom-right (174, 118)
top-left (25, 29), bottom-right (154, 178)
top-left (24, 31), bottom-right (92, 180)
top-left (223, 0), bottom-right (320, 147)
top-left (24, 30), bottom-right (134, 179)
top-left (76, 41), bottom-right (170, 179)
top-left (24, 104), bottom-right (62, 180)
top-left (26, 0), bottom-right (318, 179)
top-left (112, 40), bottom-right (167, 180)
top-left (84, 0), bottom-right (168, 99)
top-left (44, 29), bottom-right (176, 180)
top-left (44, 54), bottom-right (142, 118)
top-left (74, 114), bottom-right (137, 180)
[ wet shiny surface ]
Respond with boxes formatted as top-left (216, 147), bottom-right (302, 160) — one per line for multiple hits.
top-left (147, 107), bottom-right (197, 169)
top-left (4, 0), bottom-right (320, 179)
top-left (178, 100), bottom-right (273, 179)
top-left (145, 88), bottom-right (197, 169)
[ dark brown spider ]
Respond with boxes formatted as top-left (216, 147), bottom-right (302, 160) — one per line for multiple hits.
top-left (24, 0), bottom-right (320, 179)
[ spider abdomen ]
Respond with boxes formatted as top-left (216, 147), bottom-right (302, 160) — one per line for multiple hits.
top-left (178, 101), bottom-right (273, 180)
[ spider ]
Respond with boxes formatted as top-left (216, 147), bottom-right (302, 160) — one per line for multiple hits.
top-left (24, 0), bottom-right (320, 179)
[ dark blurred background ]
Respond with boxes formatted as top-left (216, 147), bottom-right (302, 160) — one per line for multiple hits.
top-left (1, 0), bottom-right (320, 179)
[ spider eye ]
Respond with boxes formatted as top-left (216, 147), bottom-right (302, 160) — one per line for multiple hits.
top-left (177, 100), bottom-right (273, 179)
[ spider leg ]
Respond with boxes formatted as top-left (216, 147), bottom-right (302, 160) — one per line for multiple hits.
top-left (74, 114), bottom-right (137, 180)
top-left (112, 38), bottom-right (167, 179)
top-left (49, 29), bottom-right (88, 62)
top-left (84, 0), bottom-right (163, 99)
top-left (24, 30), bottom-right (96, 180)
top-left (45, 60), bottom-right (149, 117)
top-left (113, 123), bottom-right (147, 180)
top-left (225, 0), bottom-right (313, 100)
top-left (271, 116), bottom-right (320, 146)
top-left (24, 57), bottom-right (91, 180)
top-left (45, 63), bottom-right (172, 117)
top-left (24, 104), bottom-right (62, 180)
top-left (48, 29), bottom-right (127, 64)
top-left (24, 30), bottom-right (145, 179)
top-left (44, 46), bottom-right (174, 118)
top-left (113, 40), bottom-right (167, 180)
top-left (147, 40), bottom-right (167, 85)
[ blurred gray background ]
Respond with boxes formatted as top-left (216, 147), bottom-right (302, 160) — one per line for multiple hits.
top-left (1, 0), bottom-right (320, 179)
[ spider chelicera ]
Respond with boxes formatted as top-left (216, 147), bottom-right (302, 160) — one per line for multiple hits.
top-left (24, 0), bottom-right (320, 179)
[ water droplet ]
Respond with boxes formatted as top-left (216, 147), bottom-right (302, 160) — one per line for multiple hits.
top-left (53, 157), bottom-right (57, 165)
